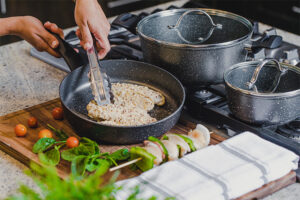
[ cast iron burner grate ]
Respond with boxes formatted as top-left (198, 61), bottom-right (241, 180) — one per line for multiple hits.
top-left (277, 118), bottom-right (300, 143)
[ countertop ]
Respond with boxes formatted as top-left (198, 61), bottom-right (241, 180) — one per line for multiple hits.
top-left (0, 0), bottom-right (299, 199)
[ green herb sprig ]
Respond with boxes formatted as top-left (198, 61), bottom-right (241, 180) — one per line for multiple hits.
top-left (5, 163), bottom-right (133, 200)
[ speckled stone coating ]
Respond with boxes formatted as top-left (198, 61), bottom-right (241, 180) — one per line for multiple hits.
top-left (0, 0), bottom-right (299, 199)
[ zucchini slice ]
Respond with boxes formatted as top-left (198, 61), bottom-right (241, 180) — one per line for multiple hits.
top-left (175, 134), bottom-right (196, 152)
top-left (130, 146), bottom-right (156, 172)
top-left (148, 136), bottom-right (168, 162)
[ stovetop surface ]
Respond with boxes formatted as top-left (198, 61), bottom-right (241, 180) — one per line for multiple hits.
top-left (30, 0), bottom-right (300, 176)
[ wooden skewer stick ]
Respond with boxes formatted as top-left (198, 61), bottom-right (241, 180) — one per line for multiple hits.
top-left (109, 131), bottom-right (213, 172)
top-left (109, 157), bottom-right (142, 172)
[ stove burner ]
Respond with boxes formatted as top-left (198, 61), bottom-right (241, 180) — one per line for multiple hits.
top-left (277, 118), bottom-right (300, 143)
top-left (248, 48), bottom-right (266, 61)
top-left (287, 118), bottom-right (300, 132)
top-left (279, 49), bottom-right (300, 66)
top-left (193, 90), bottom-right (213, 100)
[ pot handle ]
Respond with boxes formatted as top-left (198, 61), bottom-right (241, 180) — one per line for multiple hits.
top-left (50, 32), bottom-right (87, 71)
top-left (246, 59), bottom-right (287, 91)
top-left (167, 9), bottom-right (222, 44)
top-left (112, 13), bottom-right (146, 34)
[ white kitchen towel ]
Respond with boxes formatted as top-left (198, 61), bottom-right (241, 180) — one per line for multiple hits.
top-left (115, 132), bottom-right (299, 200)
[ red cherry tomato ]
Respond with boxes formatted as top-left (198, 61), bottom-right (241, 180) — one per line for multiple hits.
top-left (66, 137), bottom-right (79, 148)
top-left (28, 116), bottom-right (38, 128)
top-left (15, 124), bottom-right (27, 137)
top-left (38, 129), bottom-right (53, 139)
top-left (52, 107), bottom-right (64, 120)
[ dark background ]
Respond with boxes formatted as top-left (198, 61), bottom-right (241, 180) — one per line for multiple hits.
top-left (0, 0), bottom-right (299, 46)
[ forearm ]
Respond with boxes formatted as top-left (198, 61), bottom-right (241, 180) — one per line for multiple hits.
top-left (0, 17), bottom-right (20, 36)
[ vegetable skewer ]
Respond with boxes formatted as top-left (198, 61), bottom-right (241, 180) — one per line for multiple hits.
top-left (110, 124), bottom-right (211, 172)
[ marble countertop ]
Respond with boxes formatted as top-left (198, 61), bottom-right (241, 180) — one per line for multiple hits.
top-left (0, 0), bottom-right (299, 199)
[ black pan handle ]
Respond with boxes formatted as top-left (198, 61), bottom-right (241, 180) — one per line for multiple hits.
top-left (112, 13), bottom-right (142, 34)
top-left (51, 32), bottom-right (85, 71)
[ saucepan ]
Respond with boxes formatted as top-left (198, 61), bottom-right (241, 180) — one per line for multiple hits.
top-left (51, 35), bottom-right (185, 144)
top-left (113, 8), bottom-right (282, 87)
top-left (224, 59), bottom-right (300, 125)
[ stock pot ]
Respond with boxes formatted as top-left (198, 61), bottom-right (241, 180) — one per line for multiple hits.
top-left (224, 59), bottom-right (300, 125)
top-left (131, 8), bottom-right (254, 86)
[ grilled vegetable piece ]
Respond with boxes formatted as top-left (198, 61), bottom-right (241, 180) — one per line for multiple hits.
top-left (148, 136), bottom-right (168, 162)
top-left (130, 146), bottom-right (156, 172)
top-left (187, 135), bottom-right (202, 150)
top-left (163, 134), bottom-right (191, 157)
top-left (143, 141), bottom-right (164, 165)
top-left (175, 134), bottom-right (196, 152)
top-left (188, 124), bottom-right (210, 148)
top-left (161, 140), bottom-right (179, 161)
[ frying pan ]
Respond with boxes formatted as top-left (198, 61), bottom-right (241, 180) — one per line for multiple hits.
top-left (52, 34), bottom-right (185, 144)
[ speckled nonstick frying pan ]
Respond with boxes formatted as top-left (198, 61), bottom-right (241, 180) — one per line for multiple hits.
top-left (52, 34), bottom-right (185, 144)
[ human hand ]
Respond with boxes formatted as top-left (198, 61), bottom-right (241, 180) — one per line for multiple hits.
top-left (74, 0), bottom-right (110, 59)
top-left (12, 16), bottom-right (64, 57)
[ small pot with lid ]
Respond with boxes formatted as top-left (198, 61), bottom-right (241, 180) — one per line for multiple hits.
top-left (113, 8), bottom-right (255, 86)
top-left (224, 59), bottom-right (300, 125)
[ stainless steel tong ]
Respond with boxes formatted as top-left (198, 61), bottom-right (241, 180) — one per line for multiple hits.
top-left (87, 44), bottom-right (111, 106)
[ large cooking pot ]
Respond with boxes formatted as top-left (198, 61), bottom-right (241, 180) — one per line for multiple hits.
top-left (113, 9), bottom-right (282, 87)
top-left (51, 34), bottom-right (185, 144)
top-left (224, 59), bottom-right (300, 125)
top-left (113, 9), bottom-right (255, 86)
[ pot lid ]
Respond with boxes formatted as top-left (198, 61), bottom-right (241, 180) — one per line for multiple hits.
top-left (137, 9), bottom-right (253, 47)
top-left (224, 59), bottom-right (300, 97)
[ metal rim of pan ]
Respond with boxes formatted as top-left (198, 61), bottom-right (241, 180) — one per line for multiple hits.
top-left (224, 61), bottom-right (300, 98)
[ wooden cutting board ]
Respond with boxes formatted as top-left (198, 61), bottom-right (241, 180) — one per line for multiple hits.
top-left (0, 98), bottom-right (296, 199)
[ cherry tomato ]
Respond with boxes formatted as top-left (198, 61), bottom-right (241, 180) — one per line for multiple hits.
top-left (28, 116), bottom-right (38, 128)
top-left (38, 129), bottom-right (52, 139)
top-left (52, 107), bottom-right (64, 120)
top-left (66, 137), bottom-right (79, 148)
top-left (15, 124), bottom-right (27, 137)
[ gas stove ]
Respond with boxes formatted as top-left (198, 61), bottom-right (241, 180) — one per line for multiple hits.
top-left (30, 1), bottom-right (300, 176)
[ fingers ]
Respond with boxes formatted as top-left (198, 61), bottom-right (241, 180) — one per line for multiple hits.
top-left (76, 25), bottom-right (110, 59)
top-left (93, 31), bottom-right (110, 59)
top-left (44, 21), bottom-right (64, 39)
top-left (38, 27), bottom-right (60, 49)
top-left (44, 45), bottom-right (61, 58)
top-left (30, 34), bottom-right (60, 58)
top-left (95, 38), bottom-right (110, 59)
top-left (75, 28), bottom-right (82, 40)
top-left (78, 24), bottom-right (93, 50)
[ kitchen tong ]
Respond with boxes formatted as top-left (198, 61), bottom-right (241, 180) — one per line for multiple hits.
top-left (87, 42), bottom-right (111, 106)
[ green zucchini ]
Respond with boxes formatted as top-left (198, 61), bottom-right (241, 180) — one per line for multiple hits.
top-left (162, 135), bottom-right (169, 140)
top-left (130, 146), bottom-right (156, 172)
top-left (175, 134), bottom-right (196, 152)
top-left (148, 136), bottom-right (168, 162)
top-left (177, 145), bottom-right (182, 157)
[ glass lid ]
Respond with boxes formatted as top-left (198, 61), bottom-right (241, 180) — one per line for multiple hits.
top-left (137, 9), bottom-right (253, 47)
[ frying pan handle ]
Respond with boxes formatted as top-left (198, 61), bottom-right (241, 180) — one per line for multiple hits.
top-left (246, 59), bottom-right (287, 91)
top-left (51, 32), bottom-right (86, 71)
